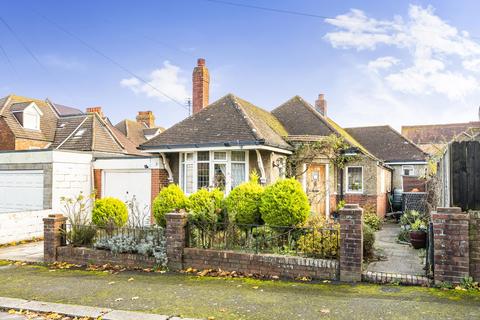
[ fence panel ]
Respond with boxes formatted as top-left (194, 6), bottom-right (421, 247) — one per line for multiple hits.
top-left (450, 141), bottom-right (480, 211)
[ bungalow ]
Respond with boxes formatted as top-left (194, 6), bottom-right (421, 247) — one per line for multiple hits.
top-left (140, 59), bottom-right (393, 217)
top-left (345, 125), bottom-right (428, 192)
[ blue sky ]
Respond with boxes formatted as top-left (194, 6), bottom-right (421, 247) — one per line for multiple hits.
top-left (2, 0), bottom-right (480, 130)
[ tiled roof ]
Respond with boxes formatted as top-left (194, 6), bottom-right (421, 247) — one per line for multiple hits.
top-left (402, 122), bottom-right (480, 145)
top-left (0, 95), bottom-right (58, 142)
top-left (345, 126), bottom-right (428, 162)
top-left (115, 119), bottom-right (148, 146)
top-left (51, 113), bottom-right (142, 155)
top-left (272, 96), bottom-right (375, 158)
top-left (141, 94), bottom-right (292, 150)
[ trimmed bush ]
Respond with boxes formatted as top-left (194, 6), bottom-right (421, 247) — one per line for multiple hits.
top-left (92, 197), bottom-right (128, 228)
top-left (187, 188), bottom-right (224, 225)
top-left (152, 184), bottom-right (187, 227)
top-left (225, 181), bottom-right (264, 225)
top-left (260, 178), bottom-right (310, 227)
top-left (364, 212), bottom-right (382, 231)
top-left (363, 224), bottom-right (375, 258)
top-left (298, 215), bottom-right (340, 259)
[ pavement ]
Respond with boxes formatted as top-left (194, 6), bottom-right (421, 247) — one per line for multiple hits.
top-left (0, 262), bottom-right (478, 319)
top-left (366, 222), bottom-right (425, 275)
top-left (0, 242), bottom-right (43, 263)
top-left (0, 297), bottom-right (200, 320)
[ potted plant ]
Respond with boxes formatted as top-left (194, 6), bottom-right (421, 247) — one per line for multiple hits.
top-left (409, 218), bottom-right (427, 249)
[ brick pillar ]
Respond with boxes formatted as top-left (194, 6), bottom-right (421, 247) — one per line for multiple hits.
top-left (432, 207), bottom-right (470, 284)
top-left (469, 211), bottom-right (480, 281)
top-left (43, 214), bottom-right (67, 263)
top-left (339, 203), bottom-right (363, 282)
top-left (165, 211), bottom-right (187, 271)
top-left (93, 169), bottom-right (102, 199)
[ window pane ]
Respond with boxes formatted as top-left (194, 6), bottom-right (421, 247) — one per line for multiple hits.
top-left (213, 163), bottom-right (226, 190)
top-left (231, 151), bottom-right (245, 162)
top-left (184, 163), bottom-right (194, 194)
top-left (197, 162), bottom-right (210, 189)
top-left (214, 152), bottom-right (227, 161)
top-left (231, 163), bottom-right (245, 189)
top-left (197, 151), bottom-right (209, 161)
top-left (347, 167), bottom-right (362, 191)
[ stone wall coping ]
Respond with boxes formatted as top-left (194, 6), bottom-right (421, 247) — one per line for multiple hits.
top-left (165, 212), bottom-right (187, 219)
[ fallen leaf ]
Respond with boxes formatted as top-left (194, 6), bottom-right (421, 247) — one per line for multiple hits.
top-left (115, 298), bottom-right (123, 302)
top-left (127, 277), bottom-right (134, 282)
top-left (131, 296), bottom-right (139, 300)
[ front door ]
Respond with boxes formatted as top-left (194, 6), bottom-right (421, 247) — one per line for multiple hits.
top-left (306, 163), bottom-right (327, 216)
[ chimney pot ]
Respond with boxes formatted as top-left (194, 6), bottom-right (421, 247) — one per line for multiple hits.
top-left (315, 94), bottom-right (327, 116)
top-left (192, 58), bottom-right (210, 115)
top-left (136, 110), bottom-right (155, 128)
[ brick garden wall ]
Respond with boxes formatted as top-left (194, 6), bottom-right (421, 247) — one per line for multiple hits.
top-left (56, 246), bottom-right (157, 268)
top-left (469, 211), bottom-right (480, 281)
top-left (343, 194), bottom-right (387, 218)
top-left (183, 248), bottom-right (338, 280)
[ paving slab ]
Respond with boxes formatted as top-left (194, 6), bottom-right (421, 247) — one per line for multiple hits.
top-left (0, 242), bottom-right (44, 263)
top-left (102, 310), bottom-right (169, 320)
top-left (20, 301), bottom-right (110, 318)
top-left (366, 223), bottom-right (425, 276)
top-left (0, 297), bottom-right (29, 310)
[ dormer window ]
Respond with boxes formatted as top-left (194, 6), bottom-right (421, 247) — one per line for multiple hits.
top-left (11, 102), bottom-right (43, 131)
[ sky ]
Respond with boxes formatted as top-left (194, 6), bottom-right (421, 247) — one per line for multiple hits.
top-left (2, 0), bottom-right (480, 130)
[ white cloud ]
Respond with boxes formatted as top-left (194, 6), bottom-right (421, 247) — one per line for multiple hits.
top-left (120, 61), bottom-right (188, 103)
top-left (368, 56), bottom-right (399, 71)
top-left (324, 5), bottom-right (480, 100)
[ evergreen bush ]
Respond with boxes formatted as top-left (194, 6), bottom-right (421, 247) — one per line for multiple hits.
top-left (92, 197), bottom-right (128, 228)
top-left (152, 184), bottom-right (187, 227)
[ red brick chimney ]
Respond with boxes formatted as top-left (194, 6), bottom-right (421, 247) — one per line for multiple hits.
top-left (315, 94), bottom-right (327, 116)
top-left (136, 111), bottom-right (155, 128)
top-left (86, 106), bottom-right (104, 118)
top-left (192, 58), bottom-right (210, 114)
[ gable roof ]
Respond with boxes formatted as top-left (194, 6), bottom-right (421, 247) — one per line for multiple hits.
top-left (272, 96), bottom-right (375, 158)
top-left (141, 94), bottom-right (292, 150)
top-left (402, 122), bottom-right (480, 145)
top-left (345, 125), bottom-right (428, 163)
top-left (47, 100), bottom-right (83, 117)
top-left (51, 113), bottom-right (143, 155)
top-left (0, 94), bottom-right (58, 142)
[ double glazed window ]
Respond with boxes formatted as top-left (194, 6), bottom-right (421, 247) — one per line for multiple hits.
top-left (346, 166), bottom-right (363, 193)
top-left (180, 151), bottom-right (248, 194)
top-left (402, 165), bottom-right (415, 176)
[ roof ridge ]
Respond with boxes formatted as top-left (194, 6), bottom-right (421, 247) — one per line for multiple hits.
top-left (384, 125), bottom-right (429, 158)
top-left (55, 115), bottom-right (89, 149)
top-left (226, 95), bottom-right (263, 141)
top-left (95, 114), bottom-right (126, 151)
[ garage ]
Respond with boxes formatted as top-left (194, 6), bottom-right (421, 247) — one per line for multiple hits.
top-left (102, 170), bottom-right (152, 222)
top-left (0, 170), bottom-right (44, 213)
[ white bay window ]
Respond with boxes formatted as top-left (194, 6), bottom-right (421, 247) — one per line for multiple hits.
top-left (180, 150), bottom-right (249, 194)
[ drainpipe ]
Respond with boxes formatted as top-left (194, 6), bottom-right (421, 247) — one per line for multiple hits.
top-left (160, 153), bottom-right (174, 183)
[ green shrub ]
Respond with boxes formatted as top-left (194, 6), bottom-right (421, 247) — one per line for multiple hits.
top-left (152, 184), bottom-right (187, 227)
top-left (187, 188), bottom-right (224, 225)
top-left (92, 197), bottom-right (128, 228)
top-left (364, 212), bottom-right (382, 231)
top-left (260, 178), bottom-right (310, 227)
top-left (225, 181), bottom-right (264, 225)
top-left (66, 225), bottom-right (97, 247)
top-left (363, 224), bottom-right (375, 259)
top-left (298, 215), bottom-right (340, 259)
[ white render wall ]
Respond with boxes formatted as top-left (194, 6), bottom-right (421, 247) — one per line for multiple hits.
top-left (0, 209), bottom-right (51, 244)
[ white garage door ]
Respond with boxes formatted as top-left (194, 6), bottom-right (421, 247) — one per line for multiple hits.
top-left (103, 170), bottom-right (151, 224)
top-left (0, 170), bottom-right (44, 213)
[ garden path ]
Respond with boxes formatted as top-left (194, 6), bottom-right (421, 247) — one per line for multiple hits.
top-left (366, 222), bottom-right (425, 275)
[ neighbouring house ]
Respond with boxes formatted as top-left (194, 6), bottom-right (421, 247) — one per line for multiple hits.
top-left (140, 59), bottom-right (393, 218)
top-left (115, 111), bottom-right (164, 147)
top-left (345, 125), bottom-right (428, 192)
top-left (402, 115), bottom-right (480, 155)
top-left (0, 97), bottom-right (167, 243)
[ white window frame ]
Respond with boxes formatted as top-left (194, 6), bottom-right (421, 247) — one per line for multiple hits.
top-left (179, 150), bottom-right (249, 195)
top-left (346, 166), bottom-right (363, 194)
top-left (402, 165), bottom-right (415, 176)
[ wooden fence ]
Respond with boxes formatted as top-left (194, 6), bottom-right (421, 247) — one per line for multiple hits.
top-left (450, 141), bottom-right (480, 211)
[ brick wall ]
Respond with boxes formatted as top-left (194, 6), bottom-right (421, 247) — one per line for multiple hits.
top-left (15, 138), bottom-right (50, 150)
top-left (43, 214), bottom-right (67, 263)
top-left (343, 194), bottom-right (387, 217)
top-left (0, 118), bottom-right (15, 150)
top-left (56, 246), bottom-right (157, 268)
top-left (151, 169), bottom-right (169, 205)
top-left (339, 204), bottom-right (363, 282)
top-left (183, 248), bottom-right (338, 280)
top-left (432, 207), bottom-right (470, 284)
top-left (469, 211), bottom-right (480, 281)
